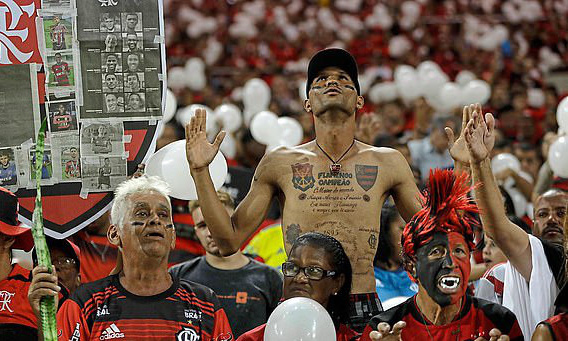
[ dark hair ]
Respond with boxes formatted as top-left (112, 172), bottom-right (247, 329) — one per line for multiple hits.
top-left (375, 203), bottom-right (400, 266)
top-left (499, 186), bottom-right (515, 216)
top-left (289, 232), bottom-right (352, 328)
top-left (55, 52), bottom-right (62, 57)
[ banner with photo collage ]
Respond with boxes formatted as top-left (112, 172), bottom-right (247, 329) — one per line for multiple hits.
top-left (0, 0), bottom-right (165, 237)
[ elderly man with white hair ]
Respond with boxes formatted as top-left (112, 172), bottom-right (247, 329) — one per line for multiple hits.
top-left (29, 176), bottom-right (233, 340)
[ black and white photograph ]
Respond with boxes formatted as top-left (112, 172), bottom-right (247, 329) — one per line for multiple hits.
top-left (121, 12), bottom-right (142, 33)
top-left (77, 0), bottom-right (164, 120)
top-left (80, 156), bottom-right (127, 192)
top-left (47, 100), bottom-right (78, 133)
top-left (103, 93), bottom-right (125, 113)
top-left (0, 148), bottom-right (18, 187)
top-left (102, 32), bottom-right (121, 53)
top-left (122, 33), bottom-right (143, 53)
top-left (101, 53), bottom-right (122, 74)
top-left (123, 52), bottom-right (144, 72)
top-left (100, 13), bottom-right (121, 33)
top-left (80, 122), bottom-right (124, 156)
top-left (0, 64), bottom-right (41, 147)
top-left (102, 73), bottom-right (123, 93)
top-left (123, 72), bottom-right (144, 92)
top-left (125, 92), bottom-right (145, 112)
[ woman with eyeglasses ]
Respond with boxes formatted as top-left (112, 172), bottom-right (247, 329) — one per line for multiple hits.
top-left (237, 232), bottom-right (359, 340)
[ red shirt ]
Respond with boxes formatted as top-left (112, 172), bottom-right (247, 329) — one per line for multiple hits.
top-left (237, 322), bottom-right (359, 341)
top-left (0, 264), bottom-right (37, 330)
top-left (72, 232), bottom-right (118, 283)
top-left (51, 62), bottom-right (70, 85)
top-left (360, 295), bottom-right (523, 341)
top-left (57, 275), bottom-right (232, 340)
top-left (542, 313), bottom-right (568, 340)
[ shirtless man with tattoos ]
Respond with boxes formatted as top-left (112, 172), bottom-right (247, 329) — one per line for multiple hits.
top-left (186, 48), bottom-right (467, 330)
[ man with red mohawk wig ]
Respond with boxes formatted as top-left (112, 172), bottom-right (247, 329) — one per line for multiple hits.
top-left (360, 169), bottom-right (523, 341)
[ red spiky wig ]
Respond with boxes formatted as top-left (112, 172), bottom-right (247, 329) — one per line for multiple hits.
top-left (402, 169), bottom-right (479, 262)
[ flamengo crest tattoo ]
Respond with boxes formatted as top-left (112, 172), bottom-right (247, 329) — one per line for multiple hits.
top-left (291, 162), bottom-right (315, 192)
top-left (355, 165), bottom-right (378, 191)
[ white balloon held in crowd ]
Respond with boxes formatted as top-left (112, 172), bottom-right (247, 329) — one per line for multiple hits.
top-left (556, 96), bottom-right (568, 130)
top-left (548, 136), bottom-right (568, 178)
top-left (264, 298), bottom-right (336, 341)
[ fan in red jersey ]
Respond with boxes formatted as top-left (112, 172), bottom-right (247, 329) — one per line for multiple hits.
top-left (29, 176), bottom-right (233, 341)
top-left (360, 169), bottom-right (524, 341)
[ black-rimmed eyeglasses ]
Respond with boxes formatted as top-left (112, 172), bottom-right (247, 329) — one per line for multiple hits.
top-left (282, 261), bottom-right (336, 281)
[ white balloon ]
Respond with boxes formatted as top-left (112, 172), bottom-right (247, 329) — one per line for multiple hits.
top-left (220, 133), bottom-right (237, 159)
top-left (394, 64), bottom-right (415, 81)
top-left (491, 153), bottom-right (521, 175)
top-left (163, 89), bottom-right (177, 122)
top-left (167, 66), bottom-right (188, 90)
top-left (146, 140), bottom-right (227, 200)
top-left (278, 117), bottom-right (303, 146)
top-left (264, 298), bottom-right (336, 341)
top-left (527, 88), bottom-right (545, 108)
top-left (243, 78), bottom-right (271, 111)
top-left (438, 82), bottom-right (463, 111)
top-left (185, 57), bottom-right (205, 73)
top-left (548, 136), bottom-right (568, 178)
top-left (419, 68), bottom-right (449, 98)
top-left (556, 97), bottom-right (568, 129)
top-left (417, 60), bottom-right (441, 77)
top-left (455, 70), bottom-right (476, 86)
top-left (176, 104), bottom-right (217, 133)
top-left (462, 80), bottom-right (491, 105)
top-left (508, 188), bottom-right (528, 217)
top-left (369, 82), bottom-right (398, 104)
top-left (214, 104), bottom-right (242, 133)
top-left (186, 73), bottom-right (206, 91)
top-left (250, 111), bottom-right (279, 145)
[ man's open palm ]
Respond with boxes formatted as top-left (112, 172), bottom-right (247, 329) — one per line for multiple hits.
top-left (464, 105), bottom-right (496, 163)
top-left (185, 108), bottom-right (225, 171)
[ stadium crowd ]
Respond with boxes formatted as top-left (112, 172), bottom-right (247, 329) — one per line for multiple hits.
top-left (1, 0), bottom-right (568, 340)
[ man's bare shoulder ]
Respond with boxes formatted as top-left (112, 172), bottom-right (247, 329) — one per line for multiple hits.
top-left (263, 141), bottom-right (317, 162)
top-left (355, 141), bottom-right (406, 162)
top-left (254, 142), bottom-right (316, 182)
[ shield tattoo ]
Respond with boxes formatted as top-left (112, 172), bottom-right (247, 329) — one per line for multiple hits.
top-left (355, 165), bottom-right (378, 191)
top-left (291, 163), bottom-right (315, 192)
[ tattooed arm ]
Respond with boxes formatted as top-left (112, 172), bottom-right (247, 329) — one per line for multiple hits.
top-left (388, 149), bottom-right (422, 222)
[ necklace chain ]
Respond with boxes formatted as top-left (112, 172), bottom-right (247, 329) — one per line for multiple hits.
top-left (315, 139), bottom-right (355, 174)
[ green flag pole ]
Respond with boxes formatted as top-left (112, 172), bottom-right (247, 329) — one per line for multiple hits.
top-left (31, 119), bottom-right (57, 340)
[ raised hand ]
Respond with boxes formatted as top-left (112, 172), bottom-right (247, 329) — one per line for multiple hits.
top-left (464, 104), bottom-right (496, 163)
top-left (185, 108), bottom-right (226, 172)
top-left (369, 321), bottom-right (406, 340)
top-left (445, 104), bottom-right (476, 164)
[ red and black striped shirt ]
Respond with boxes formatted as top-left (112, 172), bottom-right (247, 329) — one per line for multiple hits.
top-left (57, 274), bottom-right (233, 340)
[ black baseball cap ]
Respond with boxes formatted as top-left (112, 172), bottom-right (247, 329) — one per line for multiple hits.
top-left (306, 48), bottom-right (360, 98)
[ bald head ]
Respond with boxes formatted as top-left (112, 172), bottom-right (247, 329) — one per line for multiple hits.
top-left (533, 189), bottom-right (568, 245)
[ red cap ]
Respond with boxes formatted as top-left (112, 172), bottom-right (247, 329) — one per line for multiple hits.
top-left (0, 187), bottom-right (33, 252)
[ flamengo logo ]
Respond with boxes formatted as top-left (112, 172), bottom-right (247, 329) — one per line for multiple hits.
top-left (176, 327), bottom-right (200, 341)
top-left (0, 290), bottom-right (14, 312)
top-left (98, 0), bottom-right (118, 6)
top-left (0, 0), bottom-right (35, 64)
top-left (100, 324), bottom-right (124, 340)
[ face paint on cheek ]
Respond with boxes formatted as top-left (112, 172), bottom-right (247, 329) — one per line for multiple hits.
top-left (448, 233), bottom-right (471, 303)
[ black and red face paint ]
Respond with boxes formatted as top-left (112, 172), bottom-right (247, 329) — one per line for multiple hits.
top-left (414, 232), bottom-right (471, 307)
